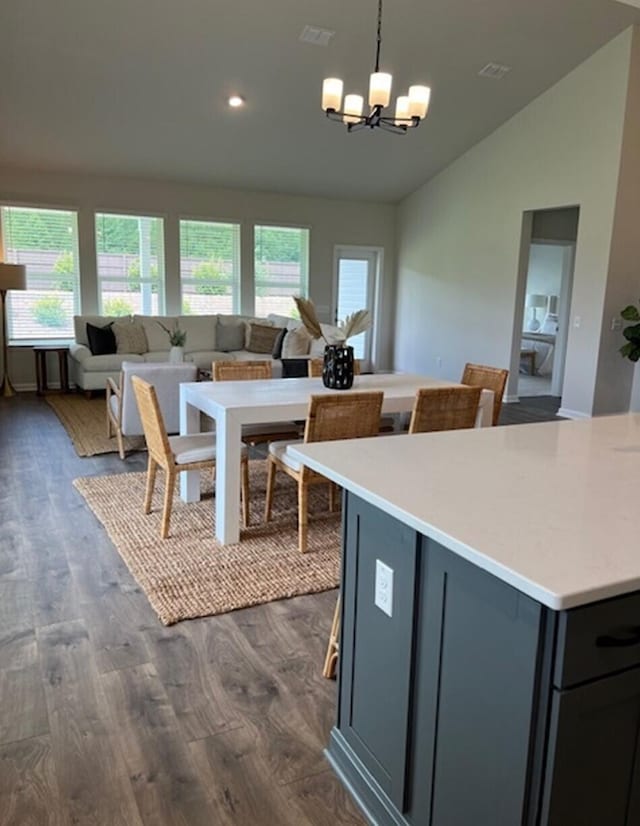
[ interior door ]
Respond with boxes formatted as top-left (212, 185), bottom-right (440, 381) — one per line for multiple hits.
top-left (334, 247), bottom-right (378, 365)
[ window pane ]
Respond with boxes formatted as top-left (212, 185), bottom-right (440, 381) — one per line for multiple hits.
top-left (337, 258), bottom-right (369, 359)
top-left (1, 205), bottom-right (80, 341)
top-left (180, 220), bottom-right (240, 314)
top-left (254, 225), bottom-right (309, 317)
top-left (95, 213), bottom-right (165, 316)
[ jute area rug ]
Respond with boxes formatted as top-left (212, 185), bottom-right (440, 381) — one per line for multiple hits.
top-left (73, 460), bottom-right (341, 624)
top-left (46, 394), bottom-right (145, 457)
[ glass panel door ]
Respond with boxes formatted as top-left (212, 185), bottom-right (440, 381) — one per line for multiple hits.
top-left (335, 248), bottom-right (377, 363)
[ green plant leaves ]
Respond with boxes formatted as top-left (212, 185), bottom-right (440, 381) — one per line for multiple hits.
top-left (621, 304), bottom-right (640, 321)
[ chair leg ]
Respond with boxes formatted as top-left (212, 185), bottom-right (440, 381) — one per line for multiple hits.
top-left (323, 595), bottom-right (341, 680)
top-left (328, 481), bottom-right (337, 512)
top-left (241, 458), bottom-right (250, 529)
top-left (264, 458), bottom-right (276, 522)
top-left (161, 468), bottom-right (175, 539)
top-left (298, 479), bottom-right (309, 553)
top-left (116, 428), bottom-right (125, 461)
top-left (144, 457), bottom-right (158, 515)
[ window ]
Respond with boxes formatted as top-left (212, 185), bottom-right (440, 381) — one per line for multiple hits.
top-left (95, 213), bottom-right (165, 316)
top-left (1, 205), bottom-right (80, 341)
top-left (335, 247), bottom-right (379, 362)
top-left (180, 220), bottom-right (240, 314)
top-left (254, 225), bottom-right (309, 317)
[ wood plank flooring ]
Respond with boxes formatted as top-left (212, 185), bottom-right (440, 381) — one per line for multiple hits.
top-left (0, 392), bottom-right (563, 825)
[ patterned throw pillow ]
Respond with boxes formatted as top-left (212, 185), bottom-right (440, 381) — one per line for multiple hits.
top-left (246, 322), bottom-right (284, 354)
top-left (112, 320), bottom-right (148, 355)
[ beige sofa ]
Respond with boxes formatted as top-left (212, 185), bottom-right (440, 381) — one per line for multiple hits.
top-left (69, 313), bottom-right (306, 392)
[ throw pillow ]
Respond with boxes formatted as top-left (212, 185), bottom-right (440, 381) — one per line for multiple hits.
top-left (216, 318), bottom-right (246, 352)
top-left (86, 321), bottom-right (116, 356)
top-left (281, 327), bottom-right (312, 358)
top-left (246, 322), bottom-right (284, 354)
top-left (112, 320), bottom-right (148, 355)
top-left (272, 327), bottom-right (287, 359)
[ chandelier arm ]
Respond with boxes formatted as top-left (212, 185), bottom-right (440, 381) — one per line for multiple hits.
top-left (377, 120), bottom-right (409, 135)
top-left (379, 115), bottom-right (421, 130)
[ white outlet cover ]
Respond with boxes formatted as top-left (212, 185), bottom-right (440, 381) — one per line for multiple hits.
top-left (375, 559), bottom-right (394, 618)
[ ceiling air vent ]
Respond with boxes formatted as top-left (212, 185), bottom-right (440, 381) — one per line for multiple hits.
top-left (478, 62), bottom-right (512, 79)
top-left (299, 25), bottom-right (335, 47)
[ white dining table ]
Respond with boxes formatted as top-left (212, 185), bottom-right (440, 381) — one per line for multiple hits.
top-left (179, 373), bottom-right (494, 545)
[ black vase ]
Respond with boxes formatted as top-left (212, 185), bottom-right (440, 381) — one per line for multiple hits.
top-left (322, 344), bottom-right (354, 389)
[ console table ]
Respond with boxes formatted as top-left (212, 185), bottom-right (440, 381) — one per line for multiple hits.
top-left (33, 345), bottom-right (70, 395)
top-left (292, 415), bottom-right (640, 826)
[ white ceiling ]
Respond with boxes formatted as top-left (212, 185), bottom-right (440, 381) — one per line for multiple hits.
top-left (1, 0), bottom-right (639, 202)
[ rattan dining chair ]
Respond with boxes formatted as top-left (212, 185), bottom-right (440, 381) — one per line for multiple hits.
top-left (308, 358), bottom-right (395, 432)
top-left (131, 376), bottom-right (250, 538)
top-left (461, 363), bottom-right (509, 426)
top-left (264, 391), bottom-right (384, 553)
top-left (211, 359), bottom-right (302, 445)
top-left (408, 385), bottom-right (483, 434)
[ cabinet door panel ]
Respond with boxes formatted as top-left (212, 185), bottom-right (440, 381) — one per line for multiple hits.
top-left (541, 667), bottom-right (640, 826)
top-left (339, 494), bottom-right (418, 810)
top-left (409, 539), bottom-right (543, 826)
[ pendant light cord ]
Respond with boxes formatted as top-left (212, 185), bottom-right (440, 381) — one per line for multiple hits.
top-left (374, 0), bottom-right (383, 72)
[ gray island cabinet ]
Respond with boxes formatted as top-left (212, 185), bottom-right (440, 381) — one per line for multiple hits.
top-left (291, 413), bottom-right (640, 826)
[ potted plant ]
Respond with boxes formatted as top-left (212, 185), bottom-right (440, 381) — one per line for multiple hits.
top-left (293, 296), bottom-right (371, 389)
top-left (158, 320), bottom-right (187, 363)
top-left (619, 301), bottom-right (640, 363)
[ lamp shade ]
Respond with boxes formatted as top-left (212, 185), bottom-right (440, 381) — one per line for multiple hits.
top-left (526, 293), bottom-right (547, 309)
top-left (0, 263), bottom-right (27, 291)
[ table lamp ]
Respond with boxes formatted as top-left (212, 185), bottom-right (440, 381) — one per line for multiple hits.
top-left (526, 293), bottom-right (547, 332)
top-left (0, 262), bottom-right (27, 397)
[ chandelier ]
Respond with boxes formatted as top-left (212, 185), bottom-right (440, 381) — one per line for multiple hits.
top-left (321, 0), bottom-right (431, 134)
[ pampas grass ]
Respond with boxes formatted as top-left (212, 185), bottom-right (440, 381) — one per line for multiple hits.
top-left (293, 296), bottom-right (371, 343)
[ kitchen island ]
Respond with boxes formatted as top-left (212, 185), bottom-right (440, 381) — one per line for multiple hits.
top-left (291, 414), bottom-right (640, 826)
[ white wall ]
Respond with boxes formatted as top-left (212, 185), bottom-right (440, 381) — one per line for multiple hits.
top-left (0, 168), bottom-right (396, 387)
top-left (395, 29), bottom-right (635, 417)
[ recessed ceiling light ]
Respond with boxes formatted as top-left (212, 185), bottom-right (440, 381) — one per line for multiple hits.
top-left (228, 95), bottom-right (245, 108)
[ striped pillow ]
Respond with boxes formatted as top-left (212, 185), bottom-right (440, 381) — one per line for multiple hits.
top-left (246, 322), bottom-right (284, 354)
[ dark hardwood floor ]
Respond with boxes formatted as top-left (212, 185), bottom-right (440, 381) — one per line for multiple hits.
top-left (0, 392), bottom-right (564, 825)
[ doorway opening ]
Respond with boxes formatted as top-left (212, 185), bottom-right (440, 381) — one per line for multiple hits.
top-left (509, 207), bottom-right (579, 410)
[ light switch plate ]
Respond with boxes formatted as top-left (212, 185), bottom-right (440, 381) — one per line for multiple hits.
top-left (375, 559), bottom-right (394, 618)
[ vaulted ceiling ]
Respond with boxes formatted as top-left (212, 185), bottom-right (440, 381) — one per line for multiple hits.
top-left (1, 0), bottom-right (639, 202)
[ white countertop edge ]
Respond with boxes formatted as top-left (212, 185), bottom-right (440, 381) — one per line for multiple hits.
top-left (289, 446), bottom-right (640, 612)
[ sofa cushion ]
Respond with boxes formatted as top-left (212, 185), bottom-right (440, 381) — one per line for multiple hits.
top-left (186, 350), bottom-right (234, 370)
top-left (143, 351), bottom-right (172, 363)
top-left (74, 315), bottom-right (126, 347)
top-left (113, 319), bottom-right (149, 355)
top-left (178, 315), bottom-right (217, 352)
top-left (80, 353), bottom-right (144, 371)
top-left (134, 315), bottom-right (178, 352)
top-left (266, 313), bottom-right (302, 331)
top-left (217, 317), bottom-right (246, 351)
top-left (281, 327), bottom-right (312, 357)
top-left (246, 322), bottom-right (284, 354)
top-left (86, 321), bottom-right (116, 355)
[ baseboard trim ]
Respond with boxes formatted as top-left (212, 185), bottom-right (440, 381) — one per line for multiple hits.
top-left (503, 394), bottom-right (519, 404)
top-left (557, 407), bottom-right (590, 420)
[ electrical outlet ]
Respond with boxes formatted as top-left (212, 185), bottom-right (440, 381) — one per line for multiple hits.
top-left (611, 317), bottom-right (623, 331)
top-left (436, 356), bottom-right (442, 368)
top-left (574, 316), bottom-right (581, 328)
top-left (374, 559), bottom-right (394, 618)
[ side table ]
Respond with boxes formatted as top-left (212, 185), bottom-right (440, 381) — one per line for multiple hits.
top-left (34, 345), bottom-right (70, 395)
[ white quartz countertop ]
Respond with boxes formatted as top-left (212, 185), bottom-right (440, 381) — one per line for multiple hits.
top-left (290, 414), bottom-right (640, 610)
